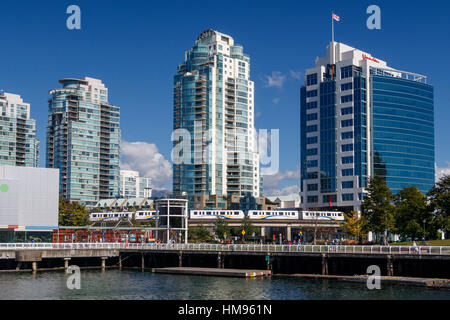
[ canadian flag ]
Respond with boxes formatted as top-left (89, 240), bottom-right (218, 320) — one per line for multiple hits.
top-left (332, 13), bottom-right (340, 22)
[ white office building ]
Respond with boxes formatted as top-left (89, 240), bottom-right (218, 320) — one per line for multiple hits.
top-left (0, 165), bottom-right (59, 235)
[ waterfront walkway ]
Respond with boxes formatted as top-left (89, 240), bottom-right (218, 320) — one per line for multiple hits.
top-left (1, 242), bottom-right (450, 256)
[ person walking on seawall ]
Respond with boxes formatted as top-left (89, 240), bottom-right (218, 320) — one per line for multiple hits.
top-left (413, 240), bottom-right (419, 253)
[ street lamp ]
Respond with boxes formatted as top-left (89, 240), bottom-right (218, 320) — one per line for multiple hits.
top-left (423, 219), bottom-right (426, 244)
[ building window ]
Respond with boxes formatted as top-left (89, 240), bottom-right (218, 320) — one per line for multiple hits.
top-left (306, 90), bottom-right (318, 98)
top-left (342, 181), bottom-right (354, 189)
top-left (306, 101), bottom-right (318, 109)
top-left (306, 136), bottom-right (318, 144)
top-left (342, 193), bottom-right (354, 201)
top-left (341, 66), bottom-right (353, 79)
top-left (307, 184), bottom-right (318, 191)
top-left (341, 144), bottom-right (354, 152)
top-left (307, 196), bottom-right (318, 203)
top-left (307, 160), bottom-right (318, 168)
top-left (342, 156), bottom-right (354, 164)
top-left (306, 148), bottom-right (318, 156)
top-left (306, 113), bottom-right (318, 121)
top-left (341, 82), bottom-right (353, 91)
top-left (341, 131), bottom-right (353, 140)
top-left (322, 195), bottom-right (337, 203)
top-left (306, 125), bottom-right (318, 133)
top-left (307, 172), bottom-right (318, 179)
top-left (341, 119), bottom-right (353, 128)
top-left (307, 73), bottom-right (318, 86)
top-left (341, 107), bottom-right (353, 115)
top-left (342, 168), bottom-right (354, 177)
top-left (341, 95), bottom-right (353, 103)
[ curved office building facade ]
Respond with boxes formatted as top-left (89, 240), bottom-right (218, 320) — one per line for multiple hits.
top-left (371, 75), bottom-right (434, 194)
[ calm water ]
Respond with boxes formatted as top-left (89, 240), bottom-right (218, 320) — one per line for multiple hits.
top-left (0, 270), bottom-right (449, 300)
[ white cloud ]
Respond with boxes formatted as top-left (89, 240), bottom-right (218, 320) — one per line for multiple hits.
top-left (289, 70), bottom-right (303, 80)
top-left (263, 166), bottom-right (300, 196)
top-left (264, 71), bottom-right (286, 88)
top-left (267, 185), bottom-right (300, 197)
top-left (436, 162), bottom-right (450, 182)
top-left (272, 98), bottom-right (280, 104)
top-left (121, 141), bottom-right (172, 190)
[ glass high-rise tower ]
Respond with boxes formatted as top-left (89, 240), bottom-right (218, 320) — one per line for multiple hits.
top-left (173, 30), bottom-right (261, 207)
top-left (0, 92), bottom-right (39, 167)
top-left (300, 42), bottom-right (434, 211)
top-left (46, 77), bottom-right (120, 207)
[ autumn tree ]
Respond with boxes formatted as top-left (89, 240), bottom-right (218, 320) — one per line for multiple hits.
top-left (58, 196), bottom-right (90, 226)
top-left (361, 176), bottom-right (395, 245)
top-left (338, 210), bottom-right (367, 243)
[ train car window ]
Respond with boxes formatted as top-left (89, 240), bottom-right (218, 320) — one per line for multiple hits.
top-left (220, 212), bottom-right (225, 215)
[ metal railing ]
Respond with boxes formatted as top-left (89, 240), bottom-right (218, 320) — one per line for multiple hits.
top-left (1, 243), bottom-right (449, 255)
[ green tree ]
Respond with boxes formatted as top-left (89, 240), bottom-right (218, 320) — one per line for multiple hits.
top-left (58, 196), bottom-right (89, 226)
top-left (338, 210), bottom-right (367, 242)
top-left (189, 224), bottom-right (211, 242)
top-left (428, 174), bottom-right (450, 236)
top-left (362, 176), bottom-right (395, 245)
top-left (394, 186), bottom-right (434, 240)
top-left (240, 214), bottom-right (258, 242)
top-left (214, 218), bottom-right (230, 240)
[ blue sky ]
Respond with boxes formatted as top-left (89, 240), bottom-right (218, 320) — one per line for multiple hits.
top-left (0, 0), bottom-right (449, 194)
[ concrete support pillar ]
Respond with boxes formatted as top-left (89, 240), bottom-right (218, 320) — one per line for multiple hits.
top-left (32, 261), bottom-right (37, 272)
top-left (64, 258), bottom-right (71, 270)
top-left (217, 253), bottom-right (222, 269)
top-left (387, 255), bottom-right (394, 276)
top-left (178, 251), bottom-right (183, 268)
top-left (286, 225), bottom-right (292, 242)
top-left (321, 254), bottom-right (328, 275)
top-left (260, 227), bottom-right (265, 238)
top-left (101, 257), bottom-right (107, 270)
top-left (119, 255), bottom-right (122, 270)
top-left (141, 254), bottom-right (145, 272)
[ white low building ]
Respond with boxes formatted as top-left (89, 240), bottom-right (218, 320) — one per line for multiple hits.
top-left (0, 165), bottom-right (59, 234)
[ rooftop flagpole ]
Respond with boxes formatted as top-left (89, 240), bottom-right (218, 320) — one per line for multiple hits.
top-left (332, 11), bottom-right (334, 44)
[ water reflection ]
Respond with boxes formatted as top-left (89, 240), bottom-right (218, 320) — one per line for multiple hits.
top-left (0, 270), bottom-right (448, 300)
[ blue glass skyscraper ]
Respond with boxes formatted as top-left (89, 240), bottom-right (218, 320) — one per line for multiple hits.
top-left (300, 42), bottom-right (435, 211)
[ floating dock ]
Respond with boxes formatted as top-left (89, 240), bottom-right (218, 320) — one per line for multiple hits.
top-left (152, 267), bottom-right (271, 278)
top-left (277, 274), bottom-right (450, 289)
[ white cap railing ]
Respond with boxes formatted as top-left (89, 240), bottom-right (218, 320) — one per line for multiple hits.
top-left (0, 243), bottom-right (449, 255)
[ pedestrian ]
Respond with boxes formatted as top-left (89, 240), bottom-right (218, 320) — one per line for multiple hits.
top-left (413, 240), bottom-right (419, 253)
